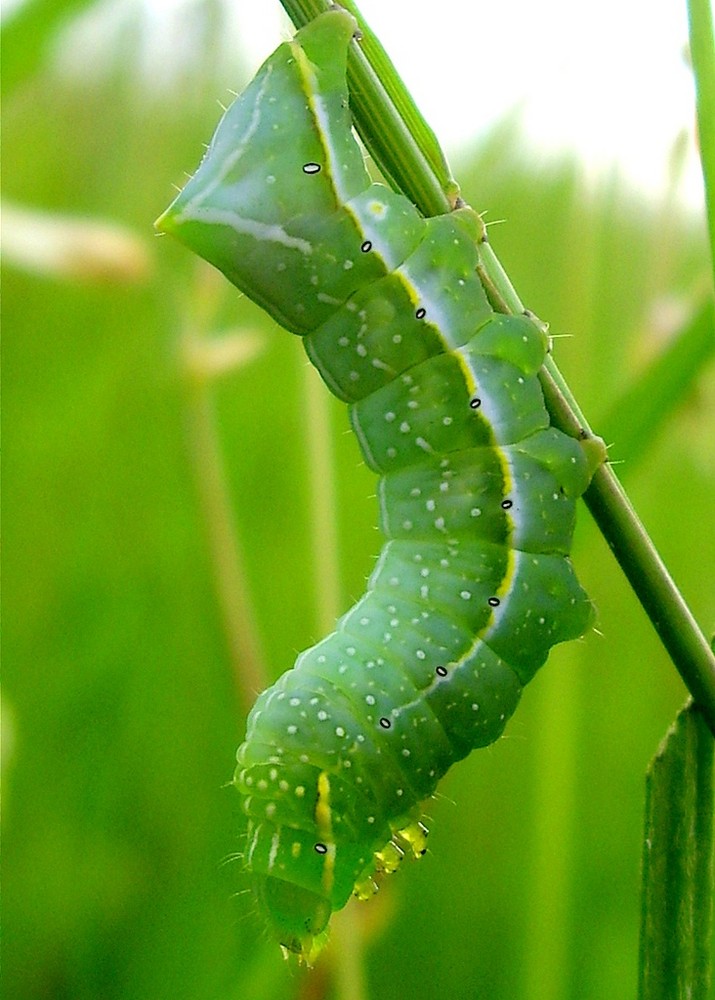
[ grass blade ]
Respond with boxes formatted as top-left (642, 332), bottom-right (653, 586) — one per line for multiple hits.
top-left (639, 701), bottom-right (715, 1000)
top-left (687, 0), bottom-right (715, 279)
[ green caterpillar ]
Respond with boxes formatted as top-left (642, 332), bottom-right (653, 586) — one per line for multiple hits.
top-left (156, 8), bottom-right (603, 963)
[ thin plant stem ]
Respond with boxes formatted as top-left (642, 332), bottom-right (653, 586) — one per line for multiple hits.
top-left (279, 0), bottom-right (715, 735)
top-left (686, 0), bottom-right (715, 279)
top-left (301, 357), bottom-right (369, 1000)
top-left (181, 268), bottom-right (270, 715)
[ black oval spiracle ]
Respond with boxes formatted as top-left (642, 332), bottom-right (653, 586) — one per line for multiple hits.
top-left (378, 717), bottom-right (392, 729)
top-left (487, 597), bottom-right (501, 608)
top-left (469, 397), bottom-right (481, 409)
top-left (435, 665), bottom-right (448, 678)
top-left (415, 307), bottom-right (426, 320)
top-left (501, 499), bottom-right (513, 510)
top-left (360, 240), bottom-right (372, 253)
top-left (314, 842), bottom-right (328, 855)
top-left (302, 162), bottom-right (321, 174)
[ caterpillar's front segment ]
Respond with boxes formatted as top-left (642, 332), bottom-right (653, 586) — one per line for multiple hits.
top-left (156, 9), bottom-right (602, 963)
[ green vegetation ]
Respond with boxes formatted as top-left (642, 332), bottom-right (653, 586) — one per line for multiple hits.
top-left (3, 1), bottom-right (713, 998)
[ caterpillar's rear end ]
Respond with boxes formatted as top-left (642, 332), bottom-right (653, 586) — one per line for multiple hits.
top-left (157, 9), bottom-right (602, 963)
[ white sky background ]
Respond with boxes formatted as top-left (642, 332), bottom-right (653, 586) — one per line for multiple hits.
top-left (228, 0), bottom-right (708, 211)
top-left (35, 0), bottom-right (710, 210)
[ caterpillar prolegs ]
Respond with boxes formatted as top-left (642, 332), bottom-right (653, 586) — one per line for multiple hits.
top-left (156, 8), bottom-right (603, 962)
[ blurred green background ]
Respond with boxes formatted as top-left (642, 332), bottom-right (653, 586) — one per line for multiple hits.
top-left (3, 2), bottom-right (714, 999)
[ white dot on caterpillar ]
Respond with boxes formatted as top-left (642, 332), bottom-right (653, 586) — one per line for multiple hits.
top-left (269, 768), bottom-right (278, 780)
top-left (265, 802), bottom-right (276, 819)
top-left (356, 343), bottom-right (367, 357)
top-left (387, 447), bottom-right (397, 458)
top-left (295, 785), bottom-right (306, 797)
top-left (402, 520), bottom-right (413, 531)
top-left (338, 336), bottom-right (349, 347)
top-left (359, 616), bottom-right (370, 625)
top-left (434, 517), bottom-right (446, 530)
top-left (287, 725), bottom-right (297, 735)
top-left (401, 748), bottom-right (411, 757)
top-left (392, 334), bottom-right (402, 344)
top-left (416, 649), bottom-right (426, 660)
top-left (420, 567), bottom-right (429, 577)
top-left (289, 697), bottom-right (300, 707)
top-left (317, 710), bottom-right (328, 721)
top-left (420, 585), bottom-right (429, 600)
top-left (470, 508), bottom-right (482, 517)
top-left (410, 487), bottom-right (421, 497)
top-left (343, 260), bottom-right (354, 270)
top-left (335, 726), bottom-right (346, 737)
top-left (461, 591), bottom-right (472, 600)
top-left (407, 400), bottom-right (419, 410)
top-left (279, 780), bottom-right (289, 792)
top-left (384, 411), bottom-right (395, 422)
top-left (365, 694), bottom-right (376, 705)
top-left (400, 421), bottom-right (411, 433)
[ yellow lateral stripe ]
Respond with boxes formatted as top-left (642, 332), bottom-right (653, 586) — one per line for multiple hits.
top-left (292, 44), bottom-right (344, 208)
top-left (454, 347), bottom-right (518, 628)
top-left (315, 772), bottom-right (336, 895)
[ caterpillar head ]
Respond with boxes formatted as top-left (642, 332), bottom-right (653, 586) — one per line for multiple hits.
top-left (255, 874), bottom-right (331, 964)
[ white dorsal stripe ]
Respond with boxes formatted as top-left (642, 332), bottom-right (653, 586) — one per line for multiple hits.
top-left (177, 207), bottom-right (312, 253)
top-left (180, 64), bottom-right (273, 216)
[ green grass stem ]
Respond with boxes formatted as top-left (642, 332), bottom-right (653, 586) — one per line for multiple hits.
top-left (280, 0), bottom-right (715, 736)
top-left (301, 359), bottom-right (369, 1000)
top-left (181, 269), bottom-right (270, 714)
top-left (638, 701), bottom-right (715, 1000)
top-left (687, 0), bottom-right (715, 279)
